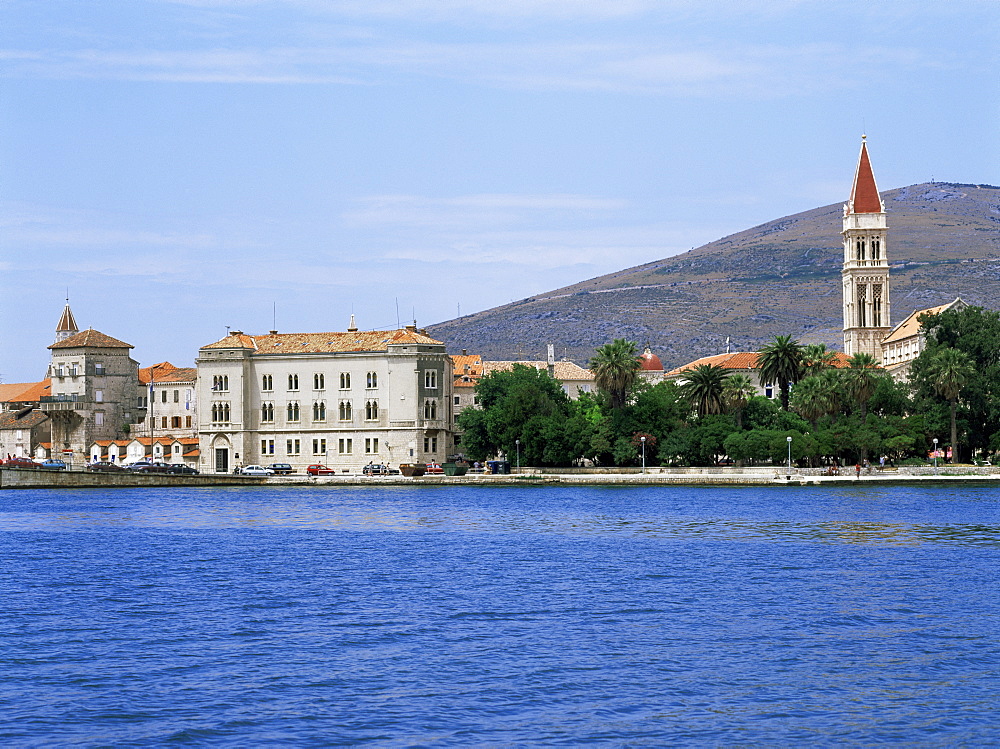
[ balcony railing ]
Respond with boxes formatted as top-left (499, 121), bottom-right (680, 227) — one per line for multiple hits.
top-left (41, 394), bottom-right (81, 403)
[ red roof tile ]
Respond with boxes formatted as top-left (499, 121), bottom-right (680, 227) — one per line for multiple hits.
top-left (49, 329), bottom-right (132, 349)
top-left (202, 328), bottom-right (442, 354)
top-left (849, 139), bottom-right (882, 214)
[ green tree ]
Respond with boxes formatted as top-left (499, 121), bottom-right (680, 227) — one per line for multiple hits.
top-left (842, 352), bottom-right (880, 422)
top-left (802, 343), bottom-right (838, 372)
top-left (590, 339), bottom-right (641, 411)
top-left (722, 374), bottom-right (756, 430)
top-left (790, 373), bottom-right (839, 429)
top-left (757, 335), bottom-right (804, 411)
top-left (679, 363), bottom-right (730, 417)
top-left (925, 347), bottom-right (975, 462)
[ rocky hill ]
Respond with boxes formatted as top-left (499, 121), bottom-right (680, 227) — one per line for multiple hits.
top-left (427, 182), bottom-right (1000, 370)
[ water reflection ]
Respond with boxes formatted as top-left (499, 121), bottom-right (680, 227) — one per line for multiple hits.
top-left (1, 486), bottom-right (999, 547)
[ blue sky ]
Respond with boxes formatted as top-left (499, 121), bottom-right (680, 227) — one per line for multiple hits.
top-left (2, 0), bottom-right (998, 382)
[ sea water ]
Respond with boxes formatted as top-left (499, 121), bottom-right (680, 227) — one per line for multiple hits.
top-left (1, 484), bottom-right (998, 745)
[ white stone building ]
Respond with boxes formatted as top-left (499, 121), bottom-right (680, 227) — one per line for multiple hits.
top-left (195, 321), bottom-right (454, 473)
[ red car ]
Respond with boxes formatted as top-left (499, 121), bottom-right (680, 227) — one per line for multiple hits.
top-left (307, 464), bottom-right (335, 476)
top-left (3, 456), bottom-right (39, 469)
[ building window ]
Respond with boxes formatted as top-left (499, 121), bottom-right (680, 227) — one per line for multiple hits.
top-left (262, 374), bottom-right (273, 391)
top-left (423, 436), bottom-right (438, 453)
top-left (160, 416), bottom-right (167, 428)
top-left (261, 402), bottom-right (274, 422)
top-left (261, 439), bottom-right (275, 455)
top-left (313, 373), bottom-right (325, 390)
top-left (340, 372), bottom-right (351, 389)
top-left (171, 416), bottom-right (181, 429)
top-left (365, 400), bottom-right (378, 420)
top-left (212, 375), bottom-right (229, 391)
top-left (287, 402), bottom-right (300, 422)
top-left (312, 438), bottom-right (327, 455)
top-left (286, 439), bottom-right (300, 455)
top-left (185, 416), bottom-right (192, 428)
top-left (365, 437), bottom-right (379, 454)
top-left (339, 401), bottom-right (352, 421)
top-left (162, 390), bottom-right (168, 403)
top-left (95, 389), bottom-right (104, 403)
top-left (95, 412), bottom-right (105, 426)
top-left (366, 371), bottom-right (378, 388)
top-left (423, 399), bottom-right (437, 419)
top-left (454, 396), bottom-right (460, 405)
top-left (313, 401), bottom-right (327, 421)
top-left (338, 438), bottom-right (353, 455)
top-left (288, 374), bottom-right (299, 391)
top-left (764, 384), bottom-right (774, 399)
top-left (424, 370), bottom-right (437, 389)
top-left (95, 363), bottom-right (105, 375)
top-left (173, 390), bottom-right (180, 403)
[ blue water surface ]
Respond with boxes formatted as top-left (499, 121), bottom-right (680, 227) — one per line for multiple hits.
top-left (1, 484), bottom-right (998, 746)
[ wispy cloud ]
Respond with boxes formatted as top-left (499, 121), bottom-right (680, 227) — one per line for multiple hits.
top-left (1, 34), bottom-right (940, 96)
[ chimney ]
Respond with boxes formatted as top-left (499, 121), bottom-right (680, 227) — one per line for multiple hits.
top-left (547, 344), bottom-right (555, 378)
top-left (348, 314), bottom-right (358, 333)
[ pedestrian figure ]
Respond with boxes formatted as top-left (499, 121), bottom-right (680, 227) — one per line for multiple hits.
top-left (855, 463), bottom-right (861, 478)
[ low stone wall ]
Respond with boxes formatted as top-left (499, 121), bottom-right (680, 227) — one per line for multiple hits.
top-left (0, 467), bottom-right (264, 489)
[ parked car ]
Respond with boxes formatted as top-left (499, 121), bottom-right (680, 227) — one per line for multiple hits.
top-left (267, 463), bottom-right (295, 475)
top-left (424, 462), bottom-right (444, 474)
top-left (130, 461), bottom-right (171, 473)
top-left (126, 460), bottom-right (156, 471)
top-left (3, 456), bottom-right (39, 469)
top-left (166, 464), bottom-right (199, 475)
top-left (363, 463), bottom-right (390, 476)
top-left (37, 458), bottom-right (67, 471)
top-left (306, 464), bottom-right (335, 476)
top-left (86, 461), bottom-right (124, 472)
top-left (240, 465), bottom-right (274, 476)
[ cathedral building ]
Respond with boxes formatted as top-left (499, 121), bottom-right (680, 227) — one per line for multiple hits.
top-left (842, 136), bottom-right (891, 360)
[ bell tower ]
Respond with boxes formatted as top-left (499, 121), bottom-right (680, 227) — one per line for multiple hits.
top-left (842, 136), bottom-right (890, 359)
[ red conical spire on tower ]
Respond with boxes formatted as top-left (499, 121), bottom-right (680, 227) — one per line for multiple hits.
top-left (848, 136), bottom-right (882, 214)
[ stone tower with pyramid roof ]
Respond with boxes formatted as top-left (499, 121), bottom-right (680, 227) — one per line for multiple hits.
top-left (842, 136), bottom-right (891, 359)
top-left (55, 300), bottom-right (79, 343)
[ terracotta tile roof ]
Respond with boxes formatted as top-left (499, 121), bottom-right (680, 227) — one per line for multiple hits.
top-left (667, 350), bottom-right (851, 377)
top-left (0, 380), bottom-right (51, 403)
top-left (882, 298), bottom-right (964, 344)
top-left (139, 362), bottom-right (197, 384)
top-left (450, 354), bottom-right (484, 377)
top-left (0, 409), bottom-right (49, 429)
top-left (49, 328), bottom-right (132, 349)
top-left (482, 360), bottom-right (594, 380)
top-left (201, 328), bottom-right (443, 354)
top-left (849, 139), bottom-right (883, 214)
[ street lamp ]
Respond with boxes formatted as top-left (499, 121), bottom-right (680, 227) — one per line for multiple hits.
top-left (786, 435), bottom-right (793, 479)
top-left (640, 436), bottom-right (646, 474)
top-left (933, 438), bottom-right (939, 474)
top-left (515, 439), bottom-right (520, 471)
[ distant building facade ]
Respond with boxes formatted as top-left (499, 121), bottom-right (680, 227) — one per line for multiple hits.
top-left (139, 362), bottom-right (198, 438)
top-left (842, 136), bottom-right (891, 360)
top-left (195, 321), bottom-right (453, 473)
top-left (39, 305), bottom-right (144, 462)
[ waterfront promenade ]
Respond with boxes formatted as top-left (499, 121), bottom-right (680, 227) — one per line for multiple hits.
top-left (4, 465), bottom-right (998, 489)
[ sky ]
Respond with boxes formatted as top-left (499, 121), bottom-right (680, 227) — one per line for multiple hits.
top-left (2, 0), bottom-right (998, 383)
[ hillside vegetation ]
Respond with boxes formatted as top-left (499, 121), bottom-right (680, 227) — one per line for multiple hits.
top-left (428, 182), bottom-right (1000, 369)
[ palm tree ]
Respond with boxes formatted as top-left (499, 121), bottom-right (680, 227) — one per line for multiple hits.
top-left (679, 364), bottom-right (730, 417)
top-left (843, 352), bottom-right (880, 422)
top-left (590, 339), bottom-right (641, 411)
top-left (722, 374), bottom-right (756, 429)
top-left (790, 374), bottom-right (839, 429)
top-left (757, 335), bottom-right (804, 411)
top-left (802, 343), bottom-right (838, 372)
top-left (926, 347), bottom-right (975, 462)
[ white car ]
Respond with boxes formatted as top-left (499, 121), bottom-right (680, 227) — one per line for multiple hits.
top-left (239, 464), bottom-right (274, 476)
